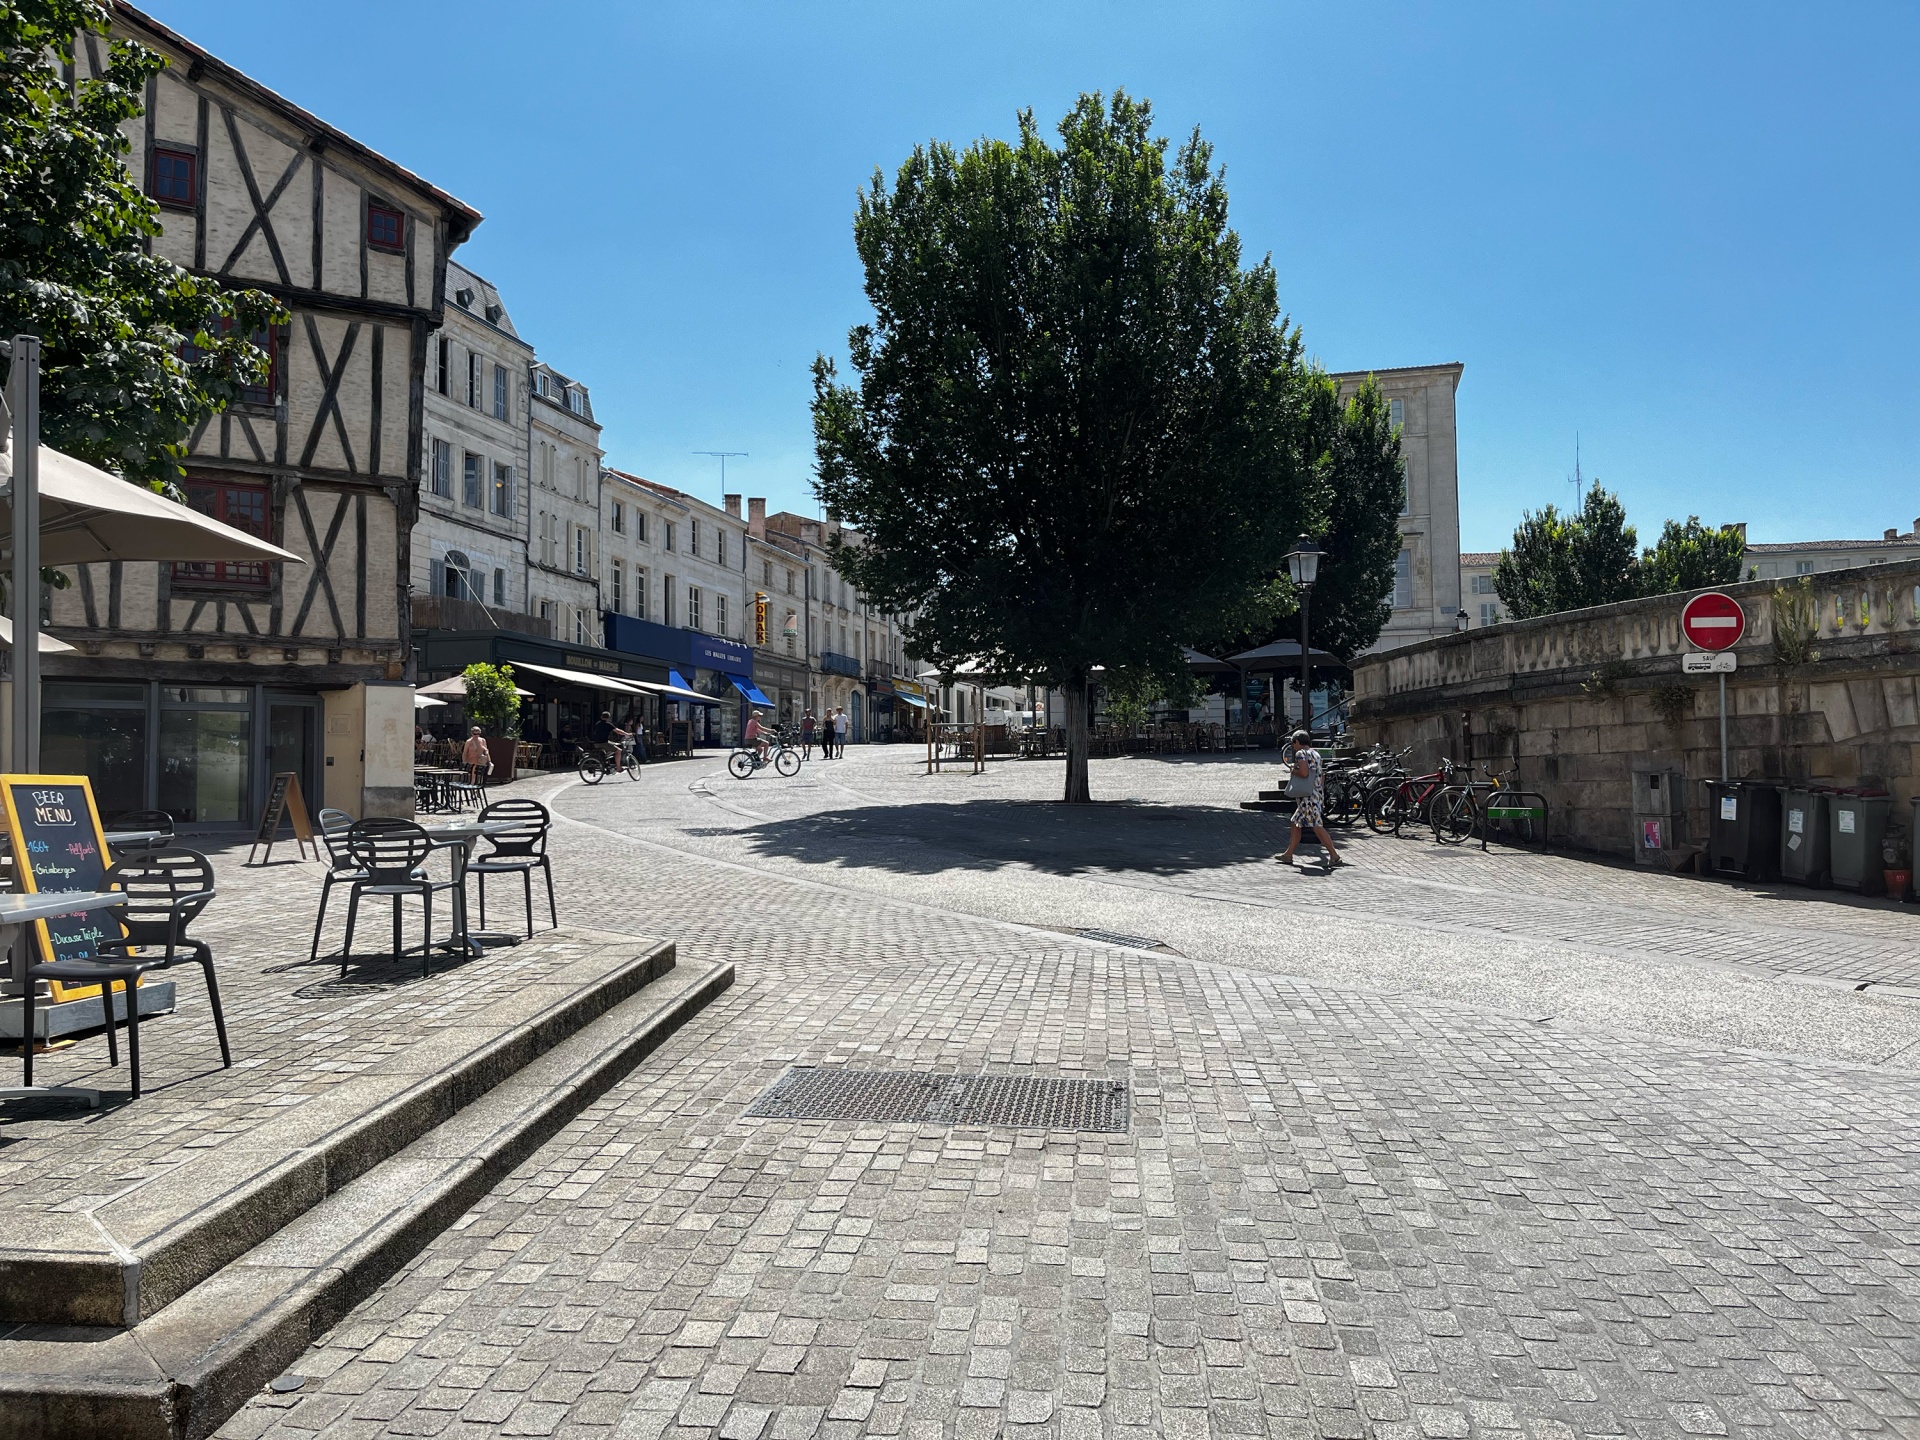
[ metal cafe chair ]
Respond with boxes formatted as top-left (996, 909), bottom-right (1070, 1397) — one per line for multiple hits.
top-left (467, 798), bottom-right (557, 939)
top-left (22, 848), bottom-right (227, 1099)
top-left (109, 809), bottom-right (176, 850)
top-left (307, 807), bottom-right (366, 965)
top-left (339, 820), bottom-right (455, 979)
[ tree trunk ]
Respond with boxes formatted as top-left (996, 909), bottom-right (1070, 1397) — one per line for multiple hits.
top-left (1063, 676), bottom-right (1092, 803)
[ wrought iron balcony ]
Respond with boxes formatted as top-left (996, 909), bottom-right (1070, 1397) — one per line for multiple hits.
top-left (820, 651), bottom-right (861, 677)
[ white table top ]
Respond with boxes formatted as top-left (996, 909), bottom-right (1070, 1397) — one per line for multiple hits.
top-left (421, 820), bottom-right (517, 841)
top-left (0, 890), bottom-right (125, 924)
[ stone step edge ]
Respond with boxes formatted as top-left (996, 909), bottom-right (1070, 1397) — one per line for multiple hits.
top-left (0, 956), bottom-right (735, 1440)
top-left (2, 931), bottom-right (676, 1331)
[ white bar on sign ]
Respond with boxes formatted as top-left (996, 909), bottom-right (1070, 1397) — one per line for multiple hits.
top-left (1689, 616), bottom-right (1740, 626)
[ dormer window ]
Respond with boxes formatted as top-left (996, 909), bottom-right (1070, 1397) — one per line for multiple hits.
top-left (537, 372), bottom-right (551, 398)
top-left (485, 303), bottom-right (502, 324)
top-left (366, 203), bottom-right (405, 253)
top-left (454, 287), bottom-right (474, 309)
top-left (566, 388), bottom-right (584, 415)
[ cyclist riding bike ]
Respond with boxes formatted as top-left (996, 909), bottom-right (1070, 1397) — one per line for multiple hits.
top-left (743, 708), bottom-right (770, 765)
top-left (587, 710), bottom-right (625, 769)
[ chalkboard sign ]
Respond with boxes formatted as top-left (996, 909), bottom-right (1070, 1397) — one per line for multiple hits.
top-left (0, 773), bottom-right (121, 996)
top-left (247, 771), bottom-right (316, 865)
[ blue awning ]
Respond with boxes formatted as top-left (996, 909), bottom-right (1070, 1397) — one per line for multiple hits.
top-left (727, 674), bottom-right (774, 706)
top-left (651, 669), bottom-right (719, 706)
top-left (894, 691), bottom-right (929, 708)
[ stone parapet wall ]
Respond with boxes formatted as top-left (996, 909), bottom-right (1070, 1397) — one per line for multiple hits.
top-left (1350, 560), bottom-right (1920, 857)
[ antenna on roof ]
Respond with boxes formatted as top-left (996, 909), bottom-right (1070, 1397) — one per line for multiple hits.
top-left (693, 450), bottom-right (746, 506)
top-left (1567, 433), bottom-right (1586, 510)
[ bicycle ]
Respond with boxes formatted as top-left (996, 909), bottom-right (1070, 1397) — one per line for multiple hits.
top-left (1363, 757), bottom-right (1456, 835)
top-left (576, 741), bottom-right (641, 785)
top-left (1430, 766), bottom-right (1549, 848)
top-left (727, 737), bottom-right (801, 779)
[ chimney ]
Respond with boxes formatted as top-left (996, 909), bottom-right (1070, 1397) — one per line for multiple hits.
top-left (723, 493), bottom-right (742, 519)
top-left (1885, 528), bottom-right (1900, 542)
top-left (747, 496), bottom-right (767, 540)
top-left (1730, 521), bottom-right (1747, 541)
top-left (800, 519), bottom-right (819, 547)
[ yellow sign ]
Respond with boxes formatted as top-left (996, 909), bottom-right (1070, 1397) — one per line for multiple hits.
top-left (0, 773), bottom-right (120, 1000)
top-left (754, 591), bottom-right (769, 646)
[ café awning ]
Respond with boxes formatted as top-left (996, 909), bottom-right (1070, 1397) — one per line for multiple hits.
top-left (512, 660), bottom-right (649, 695)
top-left (626, 670), bottom-right (720, 706)
top-left (728, 674), bottom-right (773, 706)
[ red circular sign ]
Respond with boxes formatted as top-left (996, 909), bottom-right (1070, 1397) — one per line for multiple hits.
top-left (1681, 592), bottom-right (1746, 651)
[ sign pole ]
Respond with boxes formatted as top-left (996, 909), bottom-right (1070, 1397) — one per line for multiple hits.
top-left (1718, 672), bottom-right (1728, 782)
top-left (8, 336), bottom-right (41, 774)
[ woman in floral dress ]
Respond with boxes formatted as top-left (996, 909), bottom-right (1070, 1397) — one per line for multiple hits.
top-left (1278, 729), bottom-right (1345, 868)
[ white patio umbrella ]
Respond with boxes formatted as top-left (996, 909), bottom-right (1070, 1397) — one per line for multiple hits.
top-left (0, 615), bottom-right (73, 654)
top-left (0, 440), bottom-right (303, 566)
top-left (416, 674), bottom-right (534, 699)
top-left (414, 693), bottom-right (448, 710)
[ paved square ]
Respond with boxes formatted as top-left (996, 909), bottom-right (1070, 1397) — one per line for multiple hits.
top-left (135, 748), bottom-right (1920, 1439)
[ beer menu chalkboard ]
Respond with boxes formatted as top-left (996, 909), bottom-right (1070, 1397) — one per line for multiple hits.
top-left (0, 775), bottom-right (120, 979)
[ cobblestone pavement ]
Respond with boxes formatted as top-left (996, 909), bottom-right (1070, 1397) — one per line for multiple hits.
top-left (210, 748), bottom-right (1920, 1439)
top-left (0, 834), bottom-right (653, 1213)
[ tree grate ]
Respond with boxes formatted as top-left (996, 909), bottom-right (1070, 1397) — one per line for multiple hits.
top-left (743, 1067), bottom-right (1129, 1133)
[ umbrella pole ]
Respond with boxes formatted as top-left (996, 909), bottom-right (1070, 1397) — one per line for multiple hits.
top-left (8, 336), bottom-right (40, 773)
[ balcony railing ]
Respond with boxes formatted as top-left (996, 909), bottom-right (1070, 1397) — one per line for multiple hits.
top-left (866, 658), bottom-right (895, 682)
top-left (820, 650), bottom-right (861, 677)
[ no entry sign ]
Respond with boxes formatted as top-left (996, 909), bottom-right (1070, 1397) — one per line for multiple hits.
top-left (1681, 592), bottom-right (1745, 651)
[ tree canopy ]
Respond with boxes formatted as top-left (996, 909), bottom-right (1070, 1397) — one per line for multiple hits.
top-left (0, 0), bottom-right (283, 490)
top-left (813, 92), bottom-right (1326, 800)
top-left (1492, 486), bottom-right (1639, 619)
top-left (1493, 487), bottom-right (1748, 619)
top-left (1638, 516), bottom-right (1748, 594)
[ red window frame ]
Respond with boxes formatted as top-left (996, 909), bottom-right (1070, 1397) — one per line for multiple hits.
top-left (366, 203), bottom-right (406, 253)
top-left (173, 479), bottom-right (273, 591)
top-left (151, 146), bottom-right (196, 209)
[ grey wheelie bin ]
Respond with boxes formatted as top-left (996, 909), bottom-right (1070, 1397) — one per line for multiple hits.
top-left (1776, 786), bottom-right (1831, 886)
top-left (1828, 790), bottom-right (1891, 894)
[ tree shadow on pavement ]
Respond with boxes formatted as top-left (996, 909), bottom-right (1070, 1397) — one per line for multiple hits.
top-left (732, 799), bottom-right (1287, 878)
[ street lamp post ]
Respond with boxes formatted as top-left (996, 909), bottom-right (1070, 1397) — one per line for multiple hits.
top-left (1284, 534), bottom-right (1323, 736)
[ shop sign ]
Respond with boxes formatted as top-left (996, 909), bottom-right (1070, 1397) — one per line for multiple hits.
top-left (691, 634), bottom-right (750, 671)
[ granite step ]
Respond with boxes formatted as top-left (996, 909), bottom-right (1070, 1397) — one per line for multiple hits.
top-left (0, 944), bottom-right (732, 1440)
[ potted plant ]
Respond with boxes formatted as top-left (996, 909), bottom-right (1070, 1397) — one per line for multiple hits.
top-left (462, 662), bottom-right (523, 783)
top-left (1883, 823), bottom-right (1912, 903)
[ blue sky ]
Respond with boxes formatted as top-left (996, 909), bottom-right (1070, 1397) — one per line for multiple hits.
top-left (153, 1), bottom-right (1916, 549)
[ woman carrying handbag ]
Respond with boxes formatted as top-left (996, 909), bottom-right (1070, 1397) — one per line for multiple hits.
top-left (1277, 729), bottom-right (1344, 869)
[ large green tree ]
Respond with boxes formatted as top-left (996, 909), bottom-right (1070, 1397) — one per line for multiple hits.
top-left (1, 0), bottom-right (282, 491)
top-left (1638, 516), bottom-right (1747, 595)
top-left (1492, 485), bottom-right (1639, 619)
top-left (813, 92), bottom-right (1315, 802)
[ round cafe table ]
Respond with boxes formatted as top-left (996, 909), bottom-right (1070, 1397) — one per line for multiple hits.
top-left (419, 819), bottom-right (520, 958)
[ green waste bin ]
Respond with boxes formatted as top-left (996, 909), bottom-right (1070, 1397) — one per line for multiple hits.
top-left (1829, 791), bottom-right (1891, 894)
top-left (1776, 787), bottom-right (1831, 886)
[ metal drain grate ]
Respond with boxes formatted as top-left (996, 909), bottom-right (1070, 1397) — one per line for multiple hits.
top-left (1076, 928), bottom-right (1167, 951)
top-left (744, 1067), bottom-right (1129, 1133)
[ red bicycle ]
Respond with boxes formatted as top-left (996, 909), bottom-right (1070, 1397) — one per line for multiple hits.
top-left (1363, 758), bottom-right (1457, 835)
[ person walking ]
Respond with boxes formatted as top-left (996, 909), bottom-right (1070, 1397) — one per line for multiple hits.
top-left (1277, 729), bottom-right (1344, 869)
top-left (833, 706), bottom-right (849, 758)
top-left (801, 709), bottom-right (816, 760)
top-left (460, 725), bottom-right (493, 787)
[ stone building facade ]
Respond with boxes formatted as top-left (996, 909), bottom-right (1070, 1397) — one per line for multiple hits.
top-left (527, 361), bottom-right (603, 647)
top-left (1350, 560), bottom-right (1920, 860)
top-left (1334, 362), bottom-right (1466, 654)
top-left (43, 4), bottom-right (479, 824)
top-left (417, 261), bottom-right (532, 622)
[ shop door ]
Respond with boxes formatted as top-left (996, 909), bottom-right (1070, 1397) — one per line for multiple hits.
top-left (266, 698), bottom-right (322, 813)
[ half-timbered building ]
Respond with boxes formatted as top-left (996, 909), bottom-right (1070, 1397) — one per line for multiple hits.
top-left (41, 4), bottom-right (481, 825)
